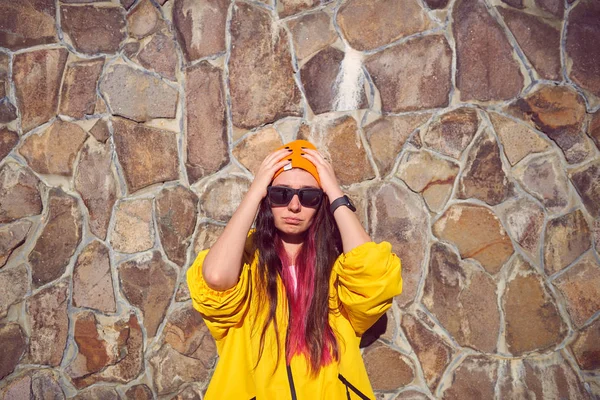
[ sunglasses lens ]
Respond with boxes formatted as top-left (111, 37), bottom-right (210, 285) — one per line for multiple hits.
top-left (299, 189), bottom-right (322, 207)
top-left (269, 187), bottom-right (293, 205)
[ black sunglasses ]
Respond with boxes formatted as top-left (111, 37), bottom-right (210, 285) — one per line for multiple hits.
top-left (267, 186), bottom-right (323, 208)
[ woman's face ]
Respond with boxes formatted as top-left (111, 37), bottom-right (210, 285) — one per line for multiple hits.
top-left (271, 168), bottom-right (320, 237)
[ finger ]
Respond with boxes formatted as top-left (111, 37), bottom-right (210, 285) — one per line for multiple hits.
top-left (262, 148), bottom-right (292, 166)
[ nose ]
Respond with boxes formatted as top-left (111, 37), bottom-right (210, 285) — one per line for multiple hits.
top-left (288, 194), bottom-right (301, 212)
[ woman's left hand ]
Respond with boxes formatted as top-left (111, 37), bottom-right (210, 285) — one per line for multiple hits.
top-left (301, 148), bottom-right (344, 202)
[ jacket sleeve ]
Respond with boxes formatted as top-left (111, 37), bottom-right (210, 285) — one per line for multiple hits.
top-left (186, 241), bottom-right (254, 341)
top-left (333, 241), bottom-right (402, 335)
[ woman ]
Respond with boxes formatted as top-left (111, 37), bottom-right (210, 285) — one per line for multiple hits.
top-left (187, 139), bottom-right (402, 399)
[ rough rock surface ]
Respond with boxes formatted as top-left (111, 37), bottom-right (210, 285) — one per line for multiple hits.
top-left (453, 0), bottom-right (524, 101)
top-left (0, 0), bottom-right (58, 50)
top-left (489, 112), bottom-right (550, 165)
top-left (397, 150), bottom-right (459, 212)
top-left (118, 251), bottom-right (177, 338)
top-left (200, 176), bottom-right (250, 222)
top-left (288, 12), bottom-right (337, 61)
top-left (100, 64), bottom-right (179, 122)
top-left (20, 120), bottom-right (88, 176)
top-left (422, 107), bottom-right (479, 159)
top-left (0, 264), bottom-right (29, 318)
top-left (423, 242), bottom-right (500, 353)
top-left (368, 182), bottom-right (428, 307)
top-left (570, 160), bottom-right (600, 218)
top-left (543, 209), bottom-right (591, 275)
top-left (112, 117), bottom-right (179, 193)
top-left (72, 241), bottom-right (116, 313)
top-left (433, 203), bottom-right (514, 274)
top-left (137, 32), bottom-right (178, 81)
top-left (0, 323), bottom-right (27, 380)
top-left (363, 342), bottom-right (415, 391)
top-left (503, 256), bottom-right (567, 356)
top-left (156, 185), bottom-right (198, 267)
top-left (337, 0), bottom-right (433, 51)
top-left (497, 196), bottom-right (544, 259)
top-left (26, 279), bottom-right (69, 366)
top-left (570, 318), bottom-right (600, 371)
top-left (59, 58), bottom-right (105, 119)
top-left (111, 198), bottom-right (154, 254)
top-left (0, 221), bottom-right (32, 268)
top-left (233, 127), bottom-right (283, 176)
top-left (61, 5), bottom-right (127, 54)
top-left (185, 62), bottom-right (228, 183)
top-left (0, 163), bottom-right (43, 224)
top-left (0, 369), bottom-right (65, 399)
top-left (553, 253), bottom-right (600, 327)
top-left (228, 2), bottom-right (302, 129)
top-left (442, 356), bottom-right (500, 399)
top-left (365, 35), bottom-right (452, 112)
top-left (13, 48), bottom-right (68, 133)
top-left (29, 188), bottom-right (82, 288)
top-left (365, 114), bottom-right (430, 176)
top-left (127, 0), bottom-right (161, 40)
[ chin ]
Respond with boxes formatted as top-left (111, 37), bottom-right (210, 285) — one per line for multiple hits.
top-left (275, 223), bottom-right (309, 236)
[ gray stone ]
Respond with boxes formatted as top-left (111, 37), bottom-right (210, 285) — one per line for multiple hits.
top-left (137, 32), bottom-right (178, 81)
top-left (288, 12), bottom-right (337, 61)
top-left (200, 175), bottom-right (250, 222)
top-left (0, 163), bottom-right (43, 224)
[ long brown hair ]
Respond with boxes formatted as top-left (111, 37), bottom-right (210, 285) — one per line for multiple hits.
top-left (252, 193), bottom-right (342, 374)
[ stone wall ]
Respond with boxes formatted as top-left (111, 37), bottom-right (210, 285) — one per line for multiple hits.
top-left (0, 0), bottom-right (599, 398)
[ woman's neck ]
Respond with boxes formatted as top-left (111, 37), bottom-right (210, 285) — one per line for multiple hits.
top-left (279, 233), bottom-right (305, 263)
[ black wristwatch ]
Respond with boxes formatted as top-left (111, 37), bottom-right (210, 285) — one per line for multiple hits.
top-left (330, 195), bottom-right (356, 214)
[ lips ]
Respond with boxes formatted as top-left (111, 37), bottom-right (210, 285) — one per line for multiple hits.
top-left (283, 217), bottom-right (301, 225)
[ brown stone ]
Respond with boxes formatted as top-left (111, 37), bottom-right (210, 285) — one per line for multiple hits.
top-left (172, 0), bottom-right (229, 62)
top-left (185, 62), bottom-right (228, 184)
top-left (0, 98), bottom-right (17, 123)
top-left (422, 107), bottom-right (479, 159)
top-left (433, 203), bottom-right (514, 274)
top-left (566, 0), bottom-right (600, 98)
top-left (0, 0), bottom-right (58, 50)
top-left (0, 323), bottom-right (26, 380)
top-left (394, 390), bottom-right (432, 400)
top-left (111, 198), bottom-right (154, 253)
top-left (127, 0), bottom-right (161, 39)
top-left (149, 344), bottom-right (211, 394)
top-left (423, 242), bottom-right (500, 353)
top-left (453, 0), bottom-right (524, 101)
top-left (489, 112), bottom-right (550, 165)
top-left (498, 8), bottom-right (561, 80)
top-left (457, 130), bottom-right (513, 206)
top-left (498, 352), bottom-right (591, 399)
top-left (59, 58), bottom-right (105, 119)
top-left (89, 118), bottom-right (111, 143)
top-left (0, 52), bottom-right (7, 97)
top-left (514, 153), bottom-right (570, 214)
top-left (589, 111), bottom-right (600, 151)
top-left (13, 48), bottom-right (68, 133)
top-left (119, 251), bottom-right (177, 338)
top-left (0, 220), bottom-right (32, 268)
top-left (123, 41), bottom-right (140, 59)
top-left (497, 196), bottom-right (544, 259)
top-left (162, 304), bottom-right (217, 364)
top-left (298, 116), bottom-right (375, 185)
top-left (534, 0), bottom-right (563, 17)
top-left (337, 0), bottom-right (433, 51)
top-left (67, 312), bottom-right (144, 388)
top-left (301, 47), bottom-right (367, 114)
top-left (112, 117), bottom-right (179, 192)
top-left (19, 120), bottom-right (88, 176)
top-left (553, 253), bottom-right (600, 327)
top-left (192, 223), bottom-right (225, 257)
top-left (233, 128), bottom-right (283, 176)
top-left (72, 387), bottom-right (120, 400)
top-left (365, 114), bottom-right (431, 176)
top-left (156, 185), bottom-right (199, 267)
top-left (0, 264), bottom-right (29, 318)
top-left (175, 281), bottom-right (191, 302)
top-left (365, 35), bottom-right (451, 112)
top-left (400, 314), bottom-right (453, 391)
top-left (397, 150), bottom-right (459, 212)
top-left (75, 139), bottom-right (117, 240)
top-left (73, 241), bottom-right (116, 313)
top-left (0, 369), bottom-right (65, 399)
top-left (277, 0), bottom-right (320, 18)
top-left (229, 2), bottom-right (302, 129)
top-left (508, 85), bottom-right (590, 164)
top-left (125, 385), bottom-right (154, 400)
top-left (100, 64), bottom-right (179, 122)
top-left (61, 5), bottom-right (127, 54)
top-left (288, 12), bottom-right (337, 61)
top-left (199, 175), bottom-right (251, 222)
top-left (26, 279), bottom-right (69, 366)
top-left (368, 182), bottom-right (428, 307)
top-left (0, 163), bottom-right (43, 224)
top-left (571, 318), bottom-right (600, 371)
top-left (503, 256), bottom-right (567, 355)
top-left (363, 342), bottom-right (414, 391)
top-left (570, 160), bottom-right (600, 218)
top-left (544, 209), bottom-right (591, 275)
top-left (137, 32), bottom-right (178, 81)
top-left (169, 386), bottom-right (204, 400)
top-left (29, 188), bottom-right (82, 288)
top-left (501, 0), bottom-right (523, 7)
top-left (121, 0), bottom-right (136, 9)
top-left (442, 356), bottom-right (500, 400)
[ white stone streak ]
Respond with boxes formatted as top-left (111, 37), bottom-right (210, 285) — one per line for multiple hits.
top-left (181, 0), bottom-right (214, 52)
top-left (333, 47), bottom-right (365, 111)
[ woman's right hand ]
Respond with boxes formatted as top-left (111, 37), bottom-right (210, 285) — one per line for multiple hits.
top-left (248, 148), bottom-right (292, 199)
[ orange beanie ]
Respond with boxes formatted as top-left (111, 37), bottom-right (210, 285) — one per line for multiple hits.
top-left (272, 140), bottom-right (320, 185)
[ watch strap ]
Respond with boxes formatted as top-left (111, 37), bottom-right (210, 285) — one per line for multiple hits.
top-left (330, 195), bottom-right (356, 214)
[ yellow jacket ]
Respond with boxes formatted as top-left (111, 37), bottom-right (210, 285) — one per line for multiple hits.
top-left (186, 235), bottom-right (402, 400)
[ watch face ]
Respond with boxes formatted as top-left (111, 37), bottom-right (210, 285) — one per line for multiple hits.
top-left (345, 195), bottom-right (357, 211)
